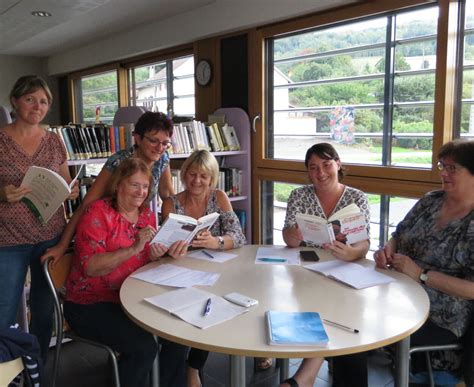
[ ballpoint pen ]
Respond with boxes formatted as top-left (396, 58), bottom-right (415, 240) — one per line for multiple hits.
top-left (257, 257), bottom-right (287, 263)
top-left (323, 319), bottom-right (359, 334)
top-left (203, 298), bottom-right (212, 316)
top-left (202, 250), bottom-right (215, 259)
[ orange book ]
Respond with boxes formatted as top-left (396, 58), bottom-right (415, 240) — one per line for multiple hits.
top-left (109, 126), bottom-right (116, 154)
top-left (119, 126), bottom-right (126, 150)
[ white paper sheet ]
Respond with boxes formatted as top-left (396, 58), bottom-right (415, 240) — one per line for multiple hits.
top-left (130, 264), bottom-right (220, 287)
top-left (187, 250), bottom-right (238, 263)
top-left (255, 246), bottom-right (301, 265)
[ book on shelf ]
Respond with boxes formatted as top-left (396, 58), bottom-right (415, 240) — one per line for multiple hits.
top-left (150, 212), bottom-right (219, 247)
top-left (266, 311), bottom-right (329, 346)
top-left (145, 287), bottom-right (247, 329)
top-left (21, 165), bottom-right (84, 224)
top-left (305, 260), bottom-right (395, 289)
top-left (296, 203), bottom-right (368, 246)
top-left (221, 124), bottom-right (240, 150)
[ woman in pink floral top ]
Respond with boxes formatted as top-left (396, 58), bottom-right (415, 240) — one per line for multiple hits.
top-left (64, 158), bottom-right (184, 387)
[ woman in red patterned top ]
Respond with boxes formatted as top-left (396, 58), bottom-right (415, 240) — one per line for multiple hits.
top-left (0, 75), bottom-right (79, 362)
top-left (64, 158), bottom-right (168, 387)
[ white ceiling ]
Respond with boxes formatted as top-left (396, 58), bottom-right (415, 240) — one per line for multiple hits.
top-left (0, 0), bottom-right (353, 58)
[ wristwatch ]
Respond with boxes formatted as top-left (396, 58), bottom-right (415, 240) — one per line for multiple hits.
top-left (419, 268), bottom-right (429, 285)
top-left (217, 236), bottom-right (225, 250)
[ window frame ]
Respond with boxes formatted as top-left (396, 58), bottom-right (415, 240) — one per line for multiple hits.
top-left (249, 0), bottom-right (461, 243)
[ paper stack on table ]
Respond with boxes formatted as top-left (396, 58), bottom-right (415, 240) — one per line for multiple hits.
top-left (130, 264), bottom-right (220, 287)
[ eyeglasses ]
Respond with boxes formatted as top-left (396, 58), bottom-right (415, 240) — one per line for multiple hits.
top-left (143, 135), bottom-right (172, 149)
top-left (437, 161), bottom-right (462, 174)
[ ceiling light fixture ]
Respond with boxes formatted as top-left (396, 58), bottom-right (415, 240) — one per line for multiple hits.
top-left (31, 11), bottom-right (52, 17)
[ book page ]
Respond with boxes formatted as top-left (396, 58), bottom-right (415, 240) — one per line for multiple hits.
top-left (21, 166), bottom-right (71, 223)
top-left (295, 214), bottom-right (334, 245)
top-left (130, 263), bottom-right (220, 287)
top-left (151, 214), bottom-right (197, 247)
top-left (327, 203), bottom-right (361, 222)
top-left (145, 287), bottom-right (210, 313)
top-left (337, 212), bottom-right (368, 244)
top-left (305, 260), bottom-right (394, 289)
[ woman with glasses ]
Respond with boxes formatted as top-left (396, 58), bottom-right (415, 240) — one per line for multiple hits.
top-left (43, 111), bottom-right (175, 263)
top-left (375, 139), bottom-right (474, 383)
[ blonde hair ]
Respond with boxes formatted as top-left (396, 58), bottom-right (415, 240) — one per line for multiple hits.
top-left (180, 150), bottom-right (219, 188)
top-left (108, 158), bottom-right (153, 210)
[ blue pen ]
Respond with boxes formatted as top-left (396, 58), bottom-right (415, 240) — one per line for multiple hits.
top-left (258, 257), bottom-right (287, 263)
top-left (203, 298), bottom-right (212, 316)
top-left (202, 250), bottom-right (215, 259)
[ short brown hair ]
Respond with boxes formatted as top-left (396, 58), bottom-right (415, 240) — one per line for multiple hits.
top-left (108, 158), bottom-right (153, 210)
top-left (134, 111), bottom-right (174, 138)
top-left (305, 142), bottom-right (346, 181)
top-left (438, 139), bottom-right (474, 175)
top-left (10, 75), bottom-right (53, 109)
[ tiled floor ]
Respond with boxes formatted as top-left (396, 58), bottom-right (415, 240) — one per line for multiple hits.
top-left (44, 342), bottom-right (395, 386)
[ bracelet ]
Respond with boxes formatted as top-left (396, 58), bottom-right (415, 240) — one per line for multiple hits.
top-left (217, 236), bottom-right (225, 250)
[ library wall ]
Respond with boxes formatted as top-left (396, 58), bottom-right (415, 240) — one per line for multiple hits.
top-left (0, 55), bottom-right (60, 125)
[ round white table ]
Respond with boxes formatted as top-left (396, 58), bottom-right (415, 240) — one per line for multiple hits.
top-left (120, 245), bottom-right (429, 386)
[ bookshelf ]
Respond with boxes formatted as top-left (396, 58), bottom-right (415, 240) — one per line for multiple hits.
top-left (64, 107), bottom-right (252, 241)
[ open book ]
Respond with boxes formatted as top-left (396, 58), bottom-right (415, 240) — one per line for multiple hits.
top-left (305, 260), bottom-right (394, 289)
top-left (266, 311), bottom-right (329, 346)
top-left (151, 212), bottom-right (219, 247)
top-left (145, 287), bottom-right (248, 329)
top-left (21, 165), bottom-right (83, 224)
top-left (296, 203), bottom-right (368, 246)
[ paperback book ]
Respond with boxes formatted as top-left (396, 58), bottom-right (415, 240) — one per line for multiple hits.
top-left (151, 212), bottom-right (219, 247)
top-left (296, 203), bottom-right (368, 246)
top-left (266, 311), bottom-right (329, 346)
top-left (21, 165), bottom-right (84, 224)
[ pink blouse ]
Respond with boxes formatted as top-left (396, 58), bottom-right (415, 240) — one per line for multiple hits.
top-left (0, 130), bottom-right (67, 246)
top-left (65, 198), bottom-right (156, 304)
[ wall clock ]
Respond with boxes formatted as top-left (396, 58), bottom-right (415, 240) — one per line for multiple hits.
top-left (195, 59), bottom-right (212, 86)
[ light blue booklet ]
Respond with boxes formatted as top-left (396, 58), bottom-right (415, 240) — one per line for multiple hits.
top-left (266, 311), bottom-right (329, 346)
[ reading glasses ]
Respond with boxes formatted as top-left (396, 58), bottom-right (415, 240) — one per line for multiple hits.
top-left (437, 161), bottom-right (462, 174)
top-left (143, 135), bottom-right (172, 149)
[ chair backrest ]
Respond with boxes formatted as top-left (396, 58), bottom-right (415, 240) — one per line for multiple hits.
top-left (0, 105), bottom-right (12, 128)
top-left (112, 106), bottom-right (146, 127)
top-left (46, 253), bottom-right (74, 290)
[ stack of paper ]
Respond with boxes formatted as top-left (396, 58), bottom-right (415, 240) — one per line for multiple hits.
top-left (145, 287), bottom-right (248, 329)
top-left (130, 264), bottom-right (220, 287)
top-left (305, 260), bottom-right (394, 289)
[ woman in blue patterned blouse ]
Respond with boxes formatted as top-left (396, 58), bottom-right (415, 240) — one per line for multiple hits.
top-left (375, 139), bottom-right (474, 382)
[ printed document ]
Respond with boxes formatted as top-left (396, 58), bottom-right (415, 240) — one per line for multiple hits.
top-left (130, 264), bottom-right (220, 287)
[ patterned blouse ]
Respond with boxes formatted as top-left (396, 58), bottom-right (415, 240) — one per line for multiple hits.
top-left (65, 198), bottom-right (156, 304)
top-left (0, 130), bottom-right (67, 246)
top-left (104, 146), bottom-right (170, 198)
top-left (169, 190), bottom-right (246, 248)
top-left (393, 190), bottom-right (474, 338)
top-left (283, 184), bottom-right (370, 247)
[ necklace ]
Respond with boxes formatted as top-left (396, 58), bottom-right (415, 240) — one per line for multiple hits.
top-left (117, 203), bottom-right (139, 225)
top-left (183, 191), bottom-right (209, 217)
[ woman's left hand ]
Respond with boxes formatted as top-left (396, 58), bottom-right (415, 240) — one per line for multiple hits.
top-left (191, 230), bottom-right (218, 250)
top-left (323, 240), bottom-right (358, 261)
top-left (391, 253), bottom-right (421, 281)
top-left (149, 243), bottom-right (168, 261)
top-left (67, 180), bottom-right (80, 200)
top-left (167, 240), bottom-right (189, 259)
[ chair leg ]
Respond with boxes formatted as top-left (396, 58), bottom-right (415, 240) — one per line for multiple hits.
top-left (103, 346), bottom-right (121, 387)
top-left (425, 352), bottom-right (435, 387)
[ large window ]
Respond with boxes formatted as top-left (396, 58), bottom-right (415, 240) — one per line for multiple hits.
top-left (267, 6), bottom-right (438, 168)
top-left (74, 70), bottom-right (119, 124)
top-left (458, 0), bottom-right (474, 139)
top-left (128, 55), bottom-right (195, 117)
top-left (261, 181), bottom-right (417, 254)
